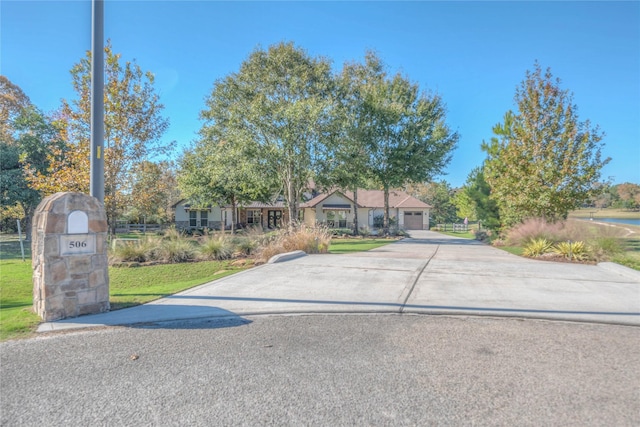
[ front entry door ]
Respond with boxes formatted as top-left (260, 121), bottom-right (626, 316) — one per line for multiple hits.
top-left (267, 210), bottom-right (282, 229)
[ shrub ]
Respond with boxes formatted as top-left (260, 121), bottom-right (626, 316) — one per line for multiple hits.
top-left (162, 226), bottom-right (185, 241)
top-left (358, 226), bottom-right (372, 237)
top-left (198, 235), bottom-right (233, 260)
top-left (474, 230), bottom-right (491, 242)
top-left (110, 237), bottom-right (156, 263)
top-left (553, 241), bottom-right (588, 261)
top-left (232, 236), bottom-right (258, 256)
top-left (588, 237), bottom-right (623, 262)
top-left (156, 238), bottom-right (197, 263)
top-left (522, 238), bottom-right (554, 257)
top-left (330, 228), bottom-right (353, 236)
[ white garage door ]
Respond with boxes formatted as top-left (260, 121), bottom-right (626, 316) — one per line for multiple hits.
top-left (404, 211), bottom-right (423, 230)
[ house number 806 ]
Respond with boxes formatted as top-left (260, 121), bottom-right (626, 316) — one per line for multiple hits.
top-left (69, 241), bottom-right (87, 248)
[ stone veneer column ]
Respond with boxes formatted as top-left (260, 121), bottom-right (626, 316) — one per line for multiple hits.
top-left (32, 192), bottom-right (109, 321)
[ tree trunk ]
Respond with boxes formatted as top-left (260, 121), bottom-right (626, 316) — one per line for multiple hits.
top-left (353, 188), bottom-right (359, 236)
top-left (20, 203), bottom-right (34, 242)
top-left (383, 185), bottom-right (390, 235)
top-left (285, 167), bottom-right (297, 231)
top-left (231, 195), bottom-right (237, 234)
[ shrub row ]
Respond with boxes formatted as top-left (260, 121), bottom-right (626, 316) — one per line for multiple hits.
top-left (110, 225), bottom-right (332, 265)
top-left (506, 218), bottom-right (624, 262)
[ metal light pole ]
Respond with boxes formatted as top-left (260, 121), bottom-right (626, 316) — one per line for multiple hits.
top-left (90, 0), bottom-right (104, 203)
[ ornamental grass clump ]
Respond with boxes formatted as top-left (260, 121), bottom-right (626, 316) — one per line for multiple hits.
top-left (553, 241), bottom-right (588, 261)
top-left (505, 218), bottom-right (564, 246)
top-left (522, 238), bottom-right (554, 258)
top-left (198, 235), bottom-right (233, 260)
top-left (156, 238), bottom-right (198, 263)
top-left (257, 225), bottom-right (332, 263)
top-left (232, 236), bottom-right (258, 256)
top-left (110, 236), bottom-right (157, 263)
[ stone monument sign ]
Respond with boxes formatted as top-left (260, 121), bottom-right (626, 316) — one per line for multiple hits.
top-left (32, 192), bottom-right (109, 321)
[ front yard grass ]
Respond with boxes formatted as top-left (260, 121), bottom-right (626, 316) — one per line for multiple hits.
top-left (328, 238), bottom-right (395, 254)
top-left (0, 239), bottom-right (248, 341)
top-left (435, 230), bottom-right (475, 239)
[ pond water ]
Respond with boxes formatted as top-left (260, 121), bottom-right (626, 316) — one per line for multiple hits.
top-left (587, 218), bottom-right (640, 226)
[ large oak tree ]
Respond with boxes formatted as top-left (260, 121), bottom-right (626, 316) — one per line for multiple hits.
top-left (198, 42), bottom-right (336, 227)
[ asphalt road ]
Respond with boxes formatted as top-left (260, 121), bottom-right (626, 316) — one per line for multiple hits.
top-left (2, 314), bottom-right (639, 426)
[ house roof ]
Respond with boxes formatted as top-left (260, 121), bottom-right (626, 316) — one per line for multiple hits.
top-left (300, 189), bottom-right (431, 210)
top-left (301, 190), bottom-right (356, 208)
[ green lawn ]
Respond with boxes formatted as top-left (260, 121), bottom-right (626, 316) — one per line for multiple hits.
top-left (435, 230), bottom-right (475, 239)
top-left (0, 239), bottom-right (248, 341)
top-left (109, 262), bottom-right (244, 310)
top-left (569, 208), bottom-right (640, 220)
top-left (328, 238), bottom-right (395, 254)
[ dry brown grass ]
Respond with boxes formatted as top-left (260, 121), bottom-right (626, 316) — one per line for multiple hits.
top-left (256, 225), bottom-right (332, 263)
top-left (502, 217), bottom-right (630, 263)
top-left (504, 218), bottom-right (626, 246)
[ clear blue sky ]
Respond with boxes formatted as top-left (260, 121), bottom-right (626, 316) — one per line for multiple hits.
top-left (2, 1), bottom-right (639, 187)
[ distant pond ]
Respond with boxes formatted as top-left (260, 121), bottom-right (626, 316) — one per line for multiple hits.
top-left (587, 218), bottom-right (640, 226)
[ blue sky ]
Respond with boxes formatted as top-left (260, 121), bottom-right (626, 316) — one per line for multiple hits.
top-left (2, 1), bottom-right (639, 187)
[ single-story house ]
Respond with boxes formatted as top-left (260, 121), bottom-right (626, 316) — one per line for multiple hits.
top-left (300, 189), bottom-right (431, 230)
top-left (172, 199), bottom-right (288, 231)
top-left (173, 189), bottom-right (430, 231)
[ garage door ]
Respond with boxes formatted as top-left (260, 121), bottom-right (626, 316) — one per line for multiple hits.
top-left (403, 211), bottom-right (423, 230)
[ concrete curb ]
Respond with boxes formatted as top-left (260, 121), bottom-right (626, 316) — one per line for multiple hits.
top-left (598, 262), bottom-right (640, 282)
top-left (268, 250), bottom-right (307, 264)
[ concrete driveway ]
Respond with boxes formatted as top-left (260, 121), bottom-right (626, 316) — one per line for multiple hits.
top-left (38, 230), bottom-right (640, 332)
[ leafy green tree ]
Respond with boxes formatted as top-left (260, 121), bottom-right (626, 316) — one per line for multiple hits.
top-left (482, 63), bottom-right (610, 227)
top-left (315, 53), bottom-right (381, 234)
top-left (0, 77), bottom-right (63, 240)
top-left (178, 137), bottom-right (273, 233)
top-left (457, 167), bottom-right (501, 230)
top-left (353, 53), bottom-right (458, 233)
top-left (199, 42), bottom-right (336, 228)
top-left (453, 187), bottom-right (477, 222)
top-left (616, 183), bottom-right (640, 210)
top-left (0, 76), bottom-right (31, 142)
top-left (28, 41), bottom-right (173, 234)
top-left (127, 160), bottom-right (180, 224)
top-left (406, 181), bottom-right (458, 225)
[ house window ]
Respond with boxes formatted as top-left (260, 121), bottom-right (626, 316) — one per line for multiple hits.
top-left (247, 210), bottom-right (260, 225)
top-left (200, 211), bottom-right (208, 227)
top-left (189, 211), bottom-right (197, 227)
top-left (326, 210), bottom-right (347, 228)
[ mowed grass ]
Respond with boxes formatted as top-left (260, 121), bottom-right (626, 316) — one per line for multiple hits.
top-left (0, 239), bottom-right (248, 341)
top-left (569, 208), bottom-right (640, 220)
top-left (109, 262), bottom-right (244, 310)
top-left (328, 238), bottom-right (395, 254)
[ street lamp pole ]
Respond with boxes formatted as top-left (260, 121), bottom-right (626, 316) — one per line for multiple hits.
top-left (90, 0), bottom-right (104, 203)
